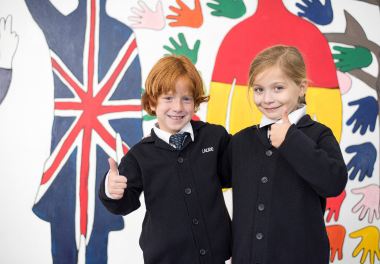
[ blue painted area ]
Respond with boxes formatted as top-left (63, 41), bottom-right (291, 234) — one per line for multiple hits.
top-left (0, 68), bottom-right (12, 105)
top-left (53, 72), bottom-right (75, 98)
top-left (109, 118), bottom-right (143, 148)
top-left (50, 116), bottom-right (76, 154)
top-left (296, 0), bottom-right (333, 25)
top-left (98, 0), bottom-right (133, 83)
top-left (86, 145), bottom-right (124, 264)
top-left (24, 0), bottom-right (86, 83)
top-left (346, 142), bottom-right (377, 181)
top-left (346, 96), bottom-right (379, 135)
top-left (110, 55), bottom-right (142, 101)
top-left (33, 148), bottom-right (78, 264)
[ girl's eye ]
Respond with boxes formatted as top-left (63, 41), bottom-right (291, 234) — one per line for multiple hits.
top-left (274, 86), bottom-right (283, 91)
top-left (254, 88), bottom-right (263, 93)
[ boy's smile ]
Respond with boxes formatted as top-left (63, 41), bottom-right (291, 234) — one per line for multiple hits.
top-left (151, 77), bottom-right (195, 134)
top-left (251, 66), bottom-right (307, 120)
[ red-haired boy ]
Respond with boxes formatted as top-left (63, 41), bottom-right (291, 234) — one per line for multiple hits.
top-left (98, 55), bottom-right (231, 264)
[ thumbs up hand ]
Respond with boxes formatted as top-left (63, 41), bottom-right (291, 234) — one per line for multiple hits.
top-left (269, 107), bottom-right (292, 148)
top-left (108, 158), bottom-right (127, 200)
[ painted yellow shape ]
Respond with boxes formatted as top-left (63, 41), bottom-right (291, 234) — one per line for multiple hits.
top-left (350, 226), bottom-right (380, 264)
top-left (307, 87), bottom-right (342, 143)
top-left (207, 82), bottom-right (342, 142)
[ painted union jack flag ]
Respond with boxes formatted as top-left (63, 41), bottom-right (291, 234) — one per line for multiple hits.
top-left (25, 0), bottom-right (143, 263)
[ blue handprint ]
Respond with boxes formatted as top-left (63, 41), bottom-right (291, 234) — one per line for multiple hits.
top-left (346, 142), bottom-right (376, 181)
top-left (296, 0), bottom-right (333, 25)
top-left (346, 96), bottom-right (378, 135)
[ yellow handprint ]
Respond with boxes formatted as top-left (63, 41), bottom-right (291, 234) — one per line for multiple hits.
top-left (349, 226), bottom-right (380, 264)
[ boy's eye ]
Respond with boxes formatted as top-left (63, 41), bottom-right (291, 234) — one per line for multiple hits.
top-left (164, 97), bottom-right (173, 100)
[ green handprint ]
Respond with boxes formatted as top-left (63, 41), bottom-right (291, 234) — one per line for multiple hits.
top-left (163, 33), bottom-right (200, 65)
top-left (207, 0), bottom-right (246, 19)
top-left (333, 46), bottom-right (372, 72)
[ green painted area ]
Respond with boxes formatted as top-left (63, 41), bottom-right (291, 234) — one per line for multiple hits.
top-left (163, 33), bottom-right (200, 65)
top-left (333, 46), bottom-right (373, 72)
top-left (143, 114), bottom-right (157, 121)
top-left (207, 0), bottom-right (246, 19)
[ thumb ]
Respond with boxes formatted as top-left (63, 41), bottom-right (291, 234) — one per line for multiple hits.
top-left (282, 107), bottom-right (290, 124)
top-left (108, 158), bottom-right (118, 174)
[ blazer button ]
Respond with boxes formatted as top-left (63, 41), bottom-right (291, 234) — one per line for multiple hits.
top-left (178, 157), bottom-right (184, 163)
top-left (258, 204), bottom-right (265, 211)
top-left (185, 188), bottom-right (192, 194)
top-left (193, 218), bottom-right (199, 225)
top-left (261, 177), bottom-right (268, 183)
top-left (256, 233), bottom-right (263, 240)
top-left (199, 249), bottom-right (206, 255)
top-left (265, 150), bottom-right (273, 156)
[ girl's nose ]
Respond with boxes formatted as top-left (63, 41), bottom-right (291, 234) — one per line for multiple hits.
top-left (263, 91), bottom-right (274, 104)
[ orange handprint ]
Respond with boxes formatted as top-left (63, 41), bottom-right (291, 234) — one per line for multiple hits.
top-left (325, 190), bottom-right (346, 222)
top-left (167, 0), bottom-right (203, 28)
top-left (326, 225), bottom-right (346, 262)
top-left (350, 226), bottom-right (380, 264)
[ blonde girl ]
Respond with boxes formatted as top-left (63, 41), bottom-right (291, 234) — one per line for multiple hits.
top-left (222, 45), bottom-right (347, 264)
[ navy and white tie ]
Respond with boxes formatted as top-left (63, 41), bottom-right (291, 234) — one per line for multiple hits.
top-left (169, 133), bottom-right (188, 150)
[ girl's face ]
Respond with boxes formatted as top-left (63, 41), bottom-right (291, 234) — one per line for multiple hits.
top-left (251, 66), bottom-right (307, 120)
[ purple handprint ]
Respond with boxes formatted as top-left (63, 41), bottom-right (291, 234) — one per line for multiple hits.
top-left (352, 185), bottom-right (380, 224)
top-left (346, 96), bottom-right (378, 135)
top-left (296, 0), bottom-right (333, 25)
top-left (346, 142), bottom-right (376, 181)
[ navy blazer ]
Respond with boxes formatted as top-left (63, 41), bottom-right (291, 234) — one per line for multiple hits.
top-left (99, 121), bottom-right (231, 264)
top-left (222, 114), bottom-right (347, 264)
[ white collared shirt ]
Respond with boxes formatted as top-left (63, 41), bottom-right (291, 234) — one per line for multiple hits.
top-left (105, 121), bottom-right (194, 199)
top-left (259, 105), bottom-right (307, 139)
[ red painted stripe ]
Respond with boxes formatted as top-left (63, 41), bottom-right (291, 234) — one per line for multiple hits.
top-left (80, 125), bottom-right (91, 237)
top-left (98, 105), bottom-right (141, 115)
top-left (93, 118), bottom-right (116, 151)
top-left (55, 102), bottom-right (84, 110)
top-left (51, 58), bottom-right (86, 100)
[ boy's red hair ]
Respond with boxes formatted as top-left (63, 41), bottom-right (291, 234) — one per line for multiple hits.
top-left (142, 55), bottom-right (209, 116)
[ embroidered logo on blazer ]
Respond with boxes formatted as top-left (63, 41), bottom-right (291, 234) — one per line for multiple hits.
top-left (202, 147), bottom-right (214, 153)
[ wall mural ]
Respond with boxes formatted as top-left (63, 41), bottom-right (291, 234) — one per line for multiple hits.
top-left (0, 0), bottom-right (379, 263)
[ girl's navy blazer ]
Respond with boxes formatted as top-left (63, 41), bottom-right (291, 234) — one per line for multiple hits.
top-left (222, 114), bottom-right (348, 264)
top-left (98, 120), bottom-right (232, 264)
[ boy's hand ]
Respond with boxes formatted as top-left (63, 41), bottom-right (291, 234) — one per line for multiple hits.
top-left (108, 158), bottom-right (127, 200)
top-left (270, 107), bottom-right (292, 148)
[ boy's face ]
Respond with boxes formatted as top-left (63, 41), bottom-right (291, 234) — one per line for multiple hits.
top-left (251, 66), bottom-right (307, 120)
top-left (151, 78), bottom-right (195, 134)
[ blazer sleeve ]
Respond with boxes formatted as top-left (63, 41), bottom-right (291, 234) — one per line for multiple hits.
top-left (218, 128), bottom-right (233, 189)
top-left (278, 124), bottom-right (348, 198)
top-left (98, 153), bottom-right (143, 215)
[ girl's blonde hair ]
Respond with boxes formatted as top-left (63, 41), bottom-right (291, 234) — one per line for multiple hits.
top-left (247, 45), bottom-right (308, 106)
top-left (142, 55), bottom-right (208, 116)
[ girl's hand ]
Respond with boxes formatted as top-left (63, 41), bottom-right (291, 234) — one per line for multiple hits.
top-left (269, 107), bottom-right (291, 148)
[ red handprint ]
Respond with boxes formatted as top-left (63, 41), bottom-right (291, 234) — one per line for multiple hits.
top-left (325, 190), bottom-right (346, 222)
top-left (326, 225), bottom-right (346, 262)
top-left (167, 0), bottom-right (203, 28)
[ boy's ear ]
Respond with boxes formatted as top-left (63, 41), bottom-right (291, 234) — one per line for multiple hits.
top-left (149, 102), bottom-right (156, 112)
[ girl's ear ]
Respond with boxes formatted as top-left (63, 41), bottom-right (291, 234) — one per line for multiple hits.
top-left (299, 80), bottom-right (308, 97)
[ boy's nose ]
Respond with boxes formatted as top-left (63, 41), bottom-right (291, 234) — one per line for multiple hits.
top-left (172, 99), bottom-right (183, 111)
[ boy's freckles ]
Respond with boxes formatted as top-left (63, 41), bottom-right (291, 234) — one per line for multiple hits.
top-left (150, 78), bottom-right (195, 135)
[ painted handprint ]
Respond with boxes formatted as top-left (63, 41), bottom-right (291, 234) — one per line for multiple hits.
top-left (129, 1), bottom-right (165, 30)
top-left (346, 96), bottom-right (378, 135)
top-left (0, 15), bottom-right (19, 69)
top-left (346, 142), bottom-right (376, 181)
top-left (167, 0), bottom-right (203, 28)
top-left (163, 33), bottom-right (200, 65)
top-left (350, 226), bottom-right (380, 264)
top-left (333, 46), bottom-right (372, 72)
top-left (325, 190), bottom-right (346, 222)
top-left (296, 0), bottom-right (333, 25)
top-left (326, 225), bottom-right (346, 262)
top-left (207, 0), bottom-right (246, 19)
top-left (352, 184), bottom-right (380, 224)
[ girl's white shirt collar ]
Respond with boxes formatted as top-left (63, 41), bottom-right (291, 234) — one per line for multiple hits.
top-left (259, 105), bottom-right (307, 128)
top-left (153, 121), bottom-right (195, 144)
